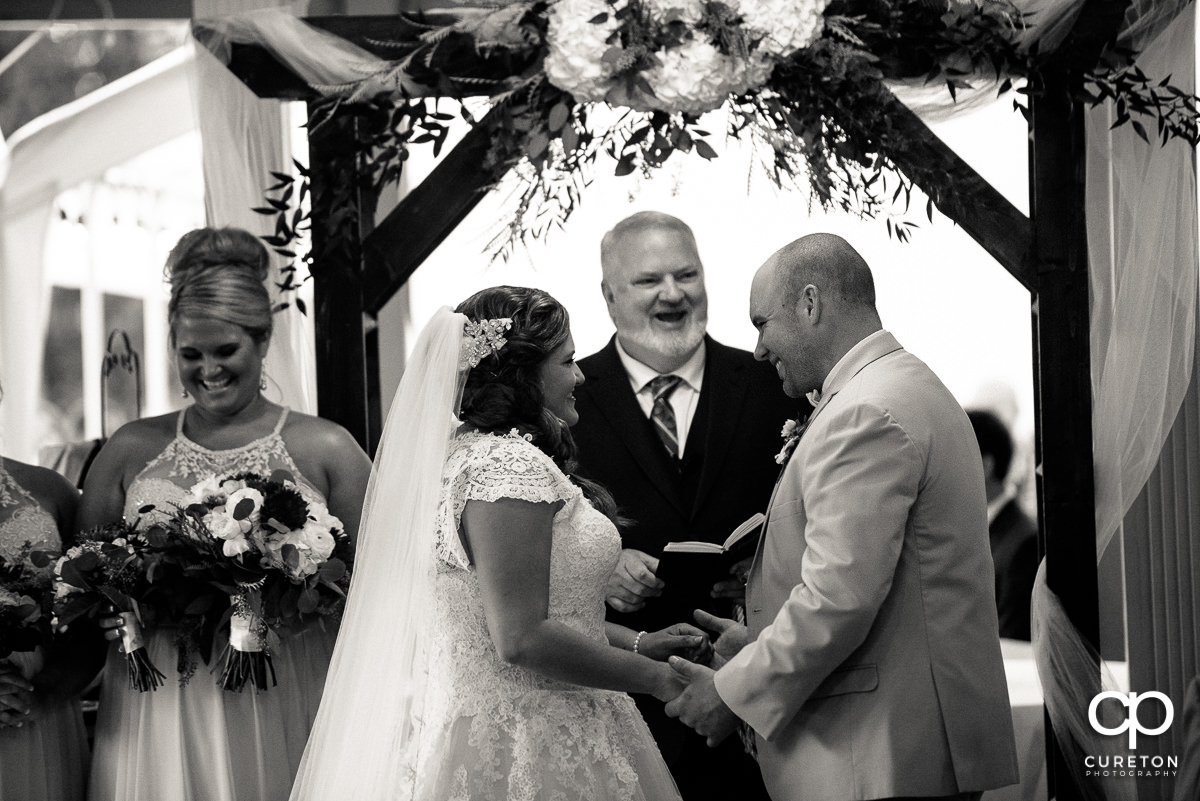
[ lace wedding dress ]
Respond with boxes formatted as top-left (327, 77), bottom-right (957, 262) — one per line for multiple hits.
top-left (88, 409), bottom-right (337, 801)
top-left (409, 430), bottom-right (680, 801)
top-left (0, 460), bottom-right (89, 801)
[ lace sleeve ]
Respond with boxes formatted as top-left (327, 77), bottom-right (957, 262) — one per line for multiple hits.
top-left (462, 434), bottom-right (575, 508)
top-left (438, 433), bottom-right (578, 569)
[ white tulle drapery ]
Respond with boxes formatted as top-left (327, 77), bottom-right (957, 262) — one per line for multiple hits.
top-left (289, 308), bottom-right (466, 800)
top-left (1031, 5), bottom-right (1197, 800)
top-left (194, 0), bottom-right (317, 414)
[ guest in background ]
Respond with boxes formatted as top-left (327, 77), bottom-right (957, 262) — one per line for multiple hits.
top-left (0, 383), bottom-right (94, 801)
top-left (969, 409), bottom-right (1039, 641)
top-left (78, 227), bottom-right (372, 801)
top-left (571, 211), bottom-right (792, 800)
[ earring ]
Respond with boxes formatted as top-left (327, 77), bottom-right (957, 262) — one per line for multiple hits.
top-left (260, 375), bottom-right (268, 391)
top-left (181, 388), bottom-right (189, 398)
top-left (260, 362), bottom-right (268, 392)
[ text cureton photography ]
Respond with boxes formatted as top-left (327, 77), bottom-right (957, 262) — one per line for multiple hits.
top-left (1085, 691), bottom-right (1179, 779)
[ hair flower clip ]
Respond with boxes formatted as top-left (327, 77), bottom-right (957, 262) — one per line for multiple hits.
top-left (460, 317), bottom-right (513, 369)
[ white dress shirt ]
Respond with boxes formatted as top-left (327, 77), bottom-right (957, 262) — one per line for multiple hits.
top-left (614, 339), bottom-right (706, 458)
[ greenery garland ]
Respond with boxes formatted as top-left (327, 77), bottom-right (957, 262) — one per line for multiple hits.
top-left (255, 0), bottom-right (1199, 266)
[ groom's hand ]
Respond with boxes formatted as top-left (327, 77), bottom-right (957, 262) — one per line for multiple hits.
top-left (605, 549), bottom-right (664, 613)
top-left (694, 609), bottom-right (749, 668)
top-left (664, 657), bottom-right (739, 747)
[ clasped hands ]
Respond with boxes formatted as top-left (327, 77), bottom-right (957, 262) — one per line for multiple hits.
top-left (662, 609), bottom-right (749, 747)
top-left (608, 548), bottom-right (752, 747)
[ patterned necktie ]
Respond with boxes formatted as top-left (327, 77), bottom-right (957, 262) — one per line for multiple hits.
top-left (647, 374), bottom-right (683, 458)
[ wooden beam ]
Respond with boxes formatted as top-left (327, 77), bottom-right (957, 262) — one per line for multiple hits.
top-left (1027, 2), bottom-right (1132, 800)
top-left (308, 106), bottom-right (383, 455)
top-left (218, 12), bottom-right (533, 101)
top-left (878, 90), bottom-right (1034, 290)
top-left (0, 0), bottom-right (192, 20)
top-left (360, 108), bottom-right (498, 314)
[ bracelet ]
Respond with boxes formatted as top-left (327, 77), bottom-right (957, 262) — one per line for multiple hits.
top-left (632, 630), bottom-right (647, 655)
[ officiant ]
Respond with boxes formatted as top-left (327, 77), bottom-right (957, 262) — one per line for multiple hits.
top-left (570, 211), bottom-right (794, 801)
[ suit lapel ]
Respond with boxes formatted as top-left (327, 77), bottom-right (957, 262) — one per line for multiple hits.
top-left (578, 339), bottom-right (688, 517)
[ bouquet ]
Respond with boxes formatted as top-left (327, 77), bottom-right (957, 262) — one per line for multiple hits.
top-left (0, 541), bottom-right (58, 660)
top-left (52, 521), bottom-right (167, 691)
top-left (174, 470), bottom-right (352, 692)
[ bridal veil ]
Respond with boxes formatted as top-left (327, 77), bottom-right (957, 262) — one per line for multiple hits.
top-left (290, 307), bottom-right (466, 800)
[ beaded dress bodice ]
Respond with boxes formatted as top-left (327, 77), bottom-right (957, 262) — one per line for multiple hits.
top-left (123, 408), bottom-right (322, 526)
top-left (0, 461), bottom-right (61, 560)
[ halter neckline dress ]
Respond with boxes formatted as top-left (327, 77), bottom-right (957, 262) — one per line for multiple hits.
top-left (88, 408), bottom-right (338, 801)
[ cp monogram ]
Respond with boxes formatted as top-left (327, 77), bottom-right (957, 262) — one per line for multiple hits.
top-left (1088, 691), bottom-right (1174, 749)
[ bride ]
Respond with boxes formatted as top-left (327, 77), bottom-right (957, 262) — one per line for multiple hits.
top-left (291, 286), bottom-right (710, 800)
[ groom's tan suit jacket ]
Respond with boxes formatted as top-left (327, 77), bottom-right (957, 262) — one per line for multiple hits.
top-left (713, 331), bottom-right (1019, 801)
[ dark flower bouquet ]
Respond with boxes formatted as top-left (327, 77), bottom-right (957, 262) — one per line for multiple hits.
top-left (53, 471), bottom-right (352, 694)
top-left (173, 470), bottom-right (352, 692)
top-left (52, 522), bottom-right (167, 691)
top-left (0, 541), bottom-right (58, 660)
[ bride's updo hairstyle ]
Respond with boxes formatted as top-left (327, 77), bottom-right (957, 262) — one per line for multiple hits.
top-left (455, 286), bottom-right (620, 522)
top-left (165, 227), bottom-right (273, 345)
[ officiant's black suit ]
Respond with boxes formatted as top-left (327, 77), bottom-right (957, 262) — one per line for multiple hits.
top-left (572, 334), bottom-right (795, 801)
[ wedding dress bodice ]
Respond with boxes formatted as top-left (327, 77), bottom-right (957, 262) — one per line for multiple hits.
top-left (408, 430), bottom-right (676, 801)
top-left (0, 461), bottom-right (60, 560)
top-left (431, 430), bottom-right (618, 699)
top-left (123, 408), bottom-right (322, 525)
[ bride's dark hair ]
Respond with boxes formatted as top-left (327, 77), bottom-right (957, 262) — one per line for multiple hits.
top-left (455, 286), bottom-right (620, 523)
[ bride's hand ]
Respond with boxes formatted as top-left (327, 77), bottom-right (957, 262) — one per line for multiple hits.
top-left (639, 623), bottom-right (713, 664)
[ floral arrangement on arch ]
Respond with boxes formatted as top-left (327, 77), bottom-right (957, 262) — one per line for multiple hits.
top-left (259, 0), bottom-right (1198, 262)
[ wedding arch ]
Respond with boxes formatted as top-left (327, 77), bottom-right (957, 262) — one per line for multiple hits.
top-left (193, 5), bottom-right (1199, 799)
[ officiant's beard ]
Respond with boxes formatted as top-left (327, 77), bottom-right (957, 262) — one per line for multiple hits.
top-left (621, 313), bottom-right (707, 364)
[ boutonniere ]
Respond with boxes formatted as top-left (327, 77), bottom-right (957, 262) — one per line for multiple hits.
top-left (774, 390), bottom-right (823, 466)
top-left (774, 417), bottom-right (806, 465)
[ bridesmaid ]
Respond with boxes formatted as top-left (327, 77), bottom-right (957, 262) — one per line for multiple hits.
top-left (1, 383), bottom-right (94, 801)
top-left (78, 227), bottom-right (372, 801)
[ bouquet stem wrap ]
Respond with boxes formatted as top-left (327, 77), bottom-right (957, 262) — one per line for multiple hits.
top-left (118, 610), bottom-right (165, 692)
top-left (218, 592), bottom-right (276, 692)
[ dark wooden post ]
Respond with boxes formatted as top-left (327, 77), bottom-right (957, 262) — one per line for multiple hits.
top-left (307, 106), bottom-right (383, 455)
top-left (1028, 59), bottom-right (1101, 801)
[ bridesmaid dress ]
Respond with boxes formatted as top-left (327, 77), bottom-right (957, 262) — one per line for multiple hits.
top-left (88, 409), bottom-right (337, 801)
top-left (0, 460), bottom-right (89, 801)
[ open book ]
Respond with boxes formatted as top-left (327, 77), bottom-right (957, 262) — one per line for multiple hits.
top-left (654, 513), bottom-right (766, 613)
top-left (662, 512), bottom-right (765, 556)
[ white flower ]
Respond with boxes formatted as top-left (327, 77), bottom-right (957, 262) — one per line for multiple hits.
top-left (643, 39), bottom-right (733, 114)
top-left (222, 535), bottom-right (255, 558)
top-left (544, 0), bottom-right (624, 101)
top-left (224, 487), bottom-right (264, 524)
top-left (188, 475), bottom-right (227, 506)
top-left (774, 414), bottom-right (806, 464)
top-left (733, 0), bottom-right (828, 58)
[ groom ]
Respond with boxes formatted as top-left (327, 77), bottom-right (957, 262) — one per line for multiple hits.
top-left (666, 233), bottom-right (1020, 801)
